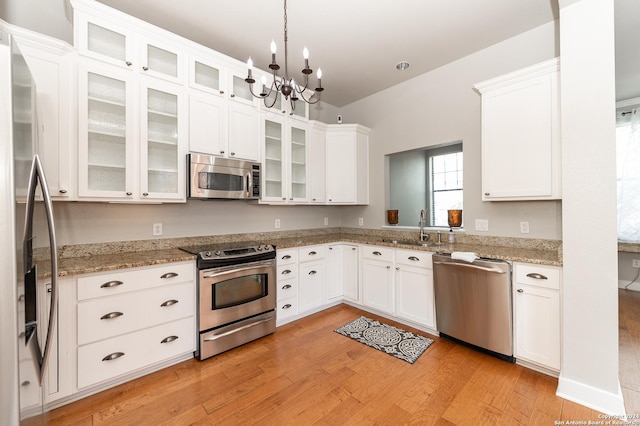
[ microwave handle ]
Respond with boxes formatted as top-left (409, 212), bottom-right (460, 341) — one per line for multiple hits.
top-left (246, 173), bottom-right (250, 197)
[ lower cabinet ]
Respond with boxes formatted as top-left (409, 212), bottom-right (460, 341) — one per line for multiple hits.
top-left (327, 244), bottom-right (359, 303)
top-left (276, 248), bottom-right (299, 321)
top-left (513, 262), bottom-right (561, 371)
top-left (360, 245), bottom-right (395, 314)
top-left (394, 250), bottom-right (435, 329)
top-left (73, 261), bottom-right (196, 391)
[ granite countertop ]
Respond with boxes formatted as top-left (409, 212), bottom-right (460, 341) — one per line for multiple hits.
top-left (53, 228), bottom-right (563, 278)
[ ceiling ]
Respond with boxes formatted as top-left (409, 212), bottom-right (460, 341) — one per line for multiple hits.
top-left (95, 0), bottom-right (561, 107)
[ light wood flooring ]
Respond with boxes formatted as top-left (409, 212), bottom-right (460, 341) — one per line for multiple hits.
top-left (620, 288), bottom-right (640, 415)
top-left (47, 304), bottom-right (602, 425)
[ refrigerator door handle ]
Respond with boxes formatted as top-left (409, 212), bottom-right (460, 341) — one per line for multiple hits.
top-left (23, 154), bottom-right (58, 385)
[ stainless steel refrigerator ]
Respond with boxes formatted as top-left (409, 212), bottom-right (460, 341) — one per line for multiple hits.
top-left (0, 36), bottom-right (59, 425)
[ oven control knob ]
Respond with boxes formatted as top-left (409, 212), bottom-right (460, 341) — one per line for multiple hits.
top-left (214, 250), bottom-right (221, 256)
top-left (264, 244), bottom-right (271, 251)
top-left (204, 251), bottom-right (212, 258)
top-left (257, 245), bottom-right (263, 251)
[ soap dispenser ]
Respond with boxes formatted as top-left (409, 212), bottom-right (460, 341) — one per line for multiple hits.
top-left (448, 229), bottom-right (455, 243)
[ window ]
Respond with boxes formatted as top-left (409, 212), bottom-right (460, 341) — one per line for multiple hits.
top-left (387, 142), bottom-right (463, 227)
top-left (617, 108), bottom-right (640, 242)
top-left (428, 145), bottom-right (463, 227)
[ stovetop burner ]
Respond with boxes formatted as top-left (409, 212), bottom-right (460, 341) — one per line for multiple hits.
top-left (179, 241), bottom-right (275, 268)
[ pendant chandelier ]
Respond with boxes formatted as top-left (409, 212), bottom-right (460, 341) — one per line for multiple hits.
top-left (244, 0), bottom-right (324, 110)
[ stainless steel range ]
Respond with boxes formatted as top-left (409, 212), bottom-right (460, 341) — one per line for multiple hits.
top-left (179, 243), bottom-right (276, 360)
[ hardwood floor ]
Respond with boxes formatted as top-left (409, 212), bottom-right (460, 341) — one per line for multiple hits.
top-left (48, 304), bottom-right (600, 425)
top-left (620, 288), bottom-right (640, 415)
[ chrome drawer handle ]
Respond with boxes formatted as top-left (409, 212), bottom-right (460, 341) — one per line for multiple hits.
top-left (102, 352), bottom-right (124, 362)
top-left (100, 280), bottom-right (123, 289)
top-left (142, 66), bottom-right (149, 71)
top-left (408, 256), bottom-right (420, 261)
top-left (282, 304), bottom-right (292, 309)
top-left (161, 299), bottom-right (179, 307)
top-left (526, 273), bottom-right (548, 280)
top-left (308, 251), bottom-right (317, 256)
top-left (160, 272), bottom-right (178, 279)
top-left (100, 311), bottom-right (123, 320)
top-left (59, 189), bottom-right (67, 194)
top-left (281, 255), bottom-right (292, 260)
top-left (125, 61), bottom-right (132, 67)
top-left (281, 269), bottom-right (292, 275)
top-left (282, 284), bottom-right (292, 290)
top-left (308, 270), bottom-right (317, 275)
top-left (21, 381), bottom-right (30, 387)
top-left (517, 289), bottom-right (524, 293)
top-left (373, 251), bottom-right (382, 256)
top-left (161, 335), bottom-right (179, 344)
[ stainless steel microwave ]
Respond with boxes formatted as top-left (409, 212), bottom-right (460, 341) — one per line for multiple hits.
top-left (188, 153), bottom-right (261, 199)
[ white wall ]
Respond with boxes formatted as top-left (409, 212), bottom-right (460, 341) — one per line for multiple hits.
top-left (556, 0), bottom-right (623, 415)
top-left (0, 0), bottom-right (72, 44)
top-left (339, 21), bottom-right (562, 239)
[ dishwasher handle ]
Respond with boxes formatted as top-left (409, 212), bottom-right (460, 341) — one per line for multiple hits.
top-left (433, 260), bottom-right (507, 274)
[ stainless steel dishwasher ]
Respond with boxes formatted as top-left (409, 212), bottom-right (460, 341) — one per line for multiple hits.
top-left (432, 253), bottom-right (514, 362)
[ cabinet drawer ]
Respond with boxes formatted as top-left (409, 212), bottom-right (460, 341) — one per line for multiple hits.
top-left (277, 264), bottom-right (297, 280)
top-left (514, 263), bottom-right (561, 290)
top-left (277, 298), bottom-right (298, 320)
top-left (277, 279), bottom-right (298, 301)
top-left (77, 262), bottom-right (195, 301)
top-left (277, 249), bottom-right (298, 266)
top-left (298, 245), bottom-right (327, 261)
top-left (361, 245), bottom-right (394, 262)
top-left (77, 316), bottom-right (195, 389)
top-left (395, 249), bottom-right (432, 268)
top-left (77, 282), bottom-right (194, 345)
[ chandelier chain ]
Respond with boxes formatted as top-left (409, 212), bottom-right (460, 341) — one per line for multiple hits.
top-left (283, 0), bottom-right (288, 80)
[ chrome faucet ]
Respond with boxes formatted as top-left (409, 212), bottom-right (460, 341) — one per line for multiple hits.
top-left (419, 209), bottom-right (429, 242)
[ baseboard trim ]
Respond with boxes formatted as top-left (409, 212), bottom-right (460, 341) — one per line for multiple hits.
top-left (556, 375), bottom-right (626, 416)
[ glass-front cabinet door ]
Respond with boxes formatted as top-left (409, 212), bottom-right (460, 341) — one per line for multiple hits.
top-left (140, 80), bottom-right (186, 200)
top-left (289, 124), bottom-right (308, 201)
top-left (262, 116), bottom-right (285, 202)
top-left (78, 61), bottom-right (135, 198)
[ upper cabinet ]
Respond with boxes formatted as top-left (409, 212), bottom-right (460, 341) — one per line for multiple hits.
top-left (326, 124), bottom-right (370, 205)
top-left (475, 58), bottom-right (561, 201)
top-left (73, 0), bottom-right (186, 84)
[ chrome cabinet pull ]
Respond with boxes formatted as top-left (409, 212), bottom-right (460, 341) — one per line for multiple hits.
top-left (161, 299), bottom-right (179, 307)
top-left (282, 304), bottom-right (292, 309)
top-left (230, 152), bottom-right (235, 156)
top-left (100, 311), bottom-right (123, 320)
top-left (308, 251), bottom-right (317, 256)
top-left (160, 272), bottom-right (178, 279)
top-left (100, 280), bottom-right (123, 289)
top-left (102, 352), bottom-right (124, 361)
top-left (526, 273), bottom-right (548, 280)
top-left (281, 269), bottom-right (292, 275)
top-left (142, 192), bottom-right (149, 196)
top-left (408, 256), bottom-right (420, 261)
top-left (126, 192), bottom-right (132, 196)
top-left (21, 381), bottom-right (30, 387)
top-left (308, 270), bottom-right (317, 275)
top-left (220, 150), bottom-right (225, 154)
top-left (18, 294), bottom-right (24, 302)
top-left (373, 251), bottom-right (382, 256)
top-left (125, 61), bottom-right (132, 66)
top-left (219, 90), bottom-right (224, 95)
top-left (282, 284), bottom-right (292, 290)
top-left (142, 66), bottom-right (149, 71)
top-left (386, 265), bottom-right (391, 269)
top-left (517, 289), bottom-right (524, 293)
top-left (59, 189), bottom-right (67, 194)
top-left (281, 255), bottom-right (292, 260)
top-left (484, 192), bottom-right (490, 196)
top-left (161, 335), bottom-right (179, 344)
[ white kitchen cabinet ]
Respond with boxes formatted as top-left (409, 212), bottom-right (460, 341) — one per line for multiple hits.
top-left (308, 121), bottom-right (327, 204)
top-left (188, 91), bottom-right (227, 157)
top-left (261, 115), bottom-right (309, 203)
top-left (327, 244), bottom-right (359, 303)
top-left (77, 59), bottom-right (187, 202)
top-left (276, 248), bottom-right (299, 321)
top-left (326, 124), bottom-right (370, 204)
top-left (360, 245), bottom-right (394, 314)
top-left (394, 250), bottom-right (435, 329)
top-left (513, 262), bottom-right (561, 371)
top-left (75, 261), bottom-right (196, 389)
top-left (227, 101), bottom-right (260, 161)
top-left (14, 33), bottom-right (74, 199)
top-left (73, 0), bottom-right (186, 84)
top-left (475, 58), bottom-right (561, 201)
top-left (297, 245), bottom-right (327, 312)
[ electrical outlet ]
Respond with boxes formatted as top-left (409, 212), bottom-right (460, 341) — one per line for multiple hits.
top-left (275, 219), bottom-right (281, 229)
top-left (520, 221), bottom-right (530, 234)
top-left (475, 219), bottom-right (489, 232)
top-left (152, 223), bottom-right (163, 236)
top-left (324, 217), bottom-right (329, 226)
top-left (633, 259), bottom-right (640, 268)
top-left (358, 217), bottom-right (364, 226)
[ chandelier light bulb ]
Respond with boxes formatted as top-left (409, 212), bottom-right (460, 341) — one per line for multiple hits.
top-left (317, 68), bottom-right (322, 79)
top-left (246, 57), bottom-right (253, 79)
top-left (270, 40), bottom-right (277, 54)
top-left (261, 75), bottom-right (267, 85)
top-left (303, 47), bottom-right (309, 59)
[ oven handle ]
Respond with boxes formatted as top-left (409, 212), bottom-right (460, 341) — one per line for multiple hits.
top-left (201, 264), bottom-right (272, 279)
top-left (203, 316), bottom-right (274, 342)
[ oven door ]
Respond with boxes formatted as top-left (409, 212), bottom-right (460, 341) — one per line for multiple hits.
top-left (199, 259), bottom-right (276, 331)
